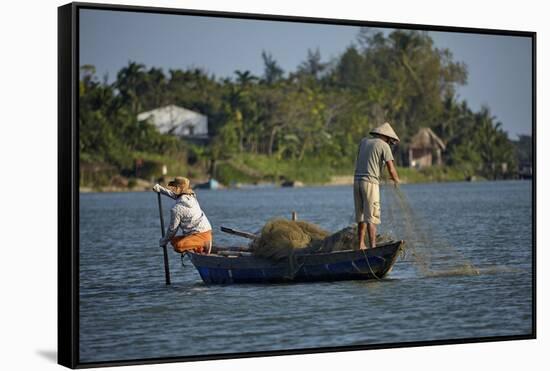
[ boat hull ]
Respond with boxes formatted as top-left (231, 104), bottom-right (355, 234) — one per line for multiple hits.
top-left (187, 240), bottom-right (403, 284)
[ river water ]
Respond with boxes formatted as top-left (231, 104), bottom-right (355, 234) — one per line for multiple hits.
top-left (79, 180), bottom-right (533, 363)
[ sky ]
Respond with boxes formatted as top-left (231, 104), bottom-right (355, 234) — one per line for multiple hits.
top-left (80, 9), bottom-right (532, 139)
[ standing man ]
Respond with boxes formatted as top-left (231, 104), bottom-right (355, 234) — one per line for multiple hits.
top-left (354, 122), bottom-right (401, 249)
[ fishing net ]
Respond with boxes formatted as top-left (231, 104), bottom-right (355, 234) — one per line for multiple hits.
top-left (305, 225), bottom-right (392, 253)
top-left (386, 185), bottom-right (480, 277)
top-left (249, 219), bottom-right (329, 260)
top-left (250, 218), bottom-right (393, 260)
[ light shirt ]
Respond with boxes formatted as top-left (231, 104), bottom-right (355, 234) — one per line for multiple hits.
top-left (158, 186), bottom-right (212, 245)
top-left (354, 137), bottom-right (394, 184)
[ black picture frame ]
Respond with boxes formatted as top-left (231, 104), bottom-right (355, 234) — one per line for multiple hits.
top-left (58, 2), bottom-right (536, 368)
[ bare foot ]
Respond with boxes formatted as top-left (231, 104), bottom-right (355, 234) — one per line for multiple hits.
top-left (359, 245), bottom-right (368, 250)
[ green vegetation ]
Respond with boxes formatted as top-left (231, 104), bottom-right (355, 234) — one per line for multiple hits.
top-left (395, 166), bottom-right (476, 183)
top-left (79, 29), bottom-right (529, 189)
top-left (215, 153), bottom-right (344, 185)
top-left (215, 157), bottom-right (473, 186)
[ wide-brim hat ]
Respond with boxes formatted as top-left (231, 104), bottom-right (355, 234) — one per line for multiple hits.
top-left (167, 176), bottom-right (194, 195)
top-left (370, 122), bottom-right (400, 143)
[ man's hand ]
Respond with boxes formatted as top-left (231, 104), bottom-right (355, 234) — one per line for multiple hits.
top-left (153, 184), bottom-right (162, 193)
top-left (159, 238), bottom-right (167, 248)
top-left (386, 161), bottom-right (400, 188)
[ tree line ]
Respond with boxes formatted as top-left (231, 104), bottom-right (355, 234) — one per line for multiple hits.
top-left (79, 28), bottom-right (529, 184)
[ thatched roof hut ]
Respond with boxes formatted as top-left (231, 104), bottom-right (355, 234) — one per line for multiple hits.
top-left (410, 128), bottom-right (446, 150)
top-left (408, 128), bottom-right (446, 168)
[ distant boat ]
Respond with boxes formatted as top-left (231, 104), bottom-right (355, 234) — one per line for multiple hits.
top-left (186, 240), bottom-right (404, 284)
top-left (232, 182), bottom-right (277, 189)
top-left (194, 178), bottom-right (221, 190)
top-left (281, 180), bottom-right (304, 188)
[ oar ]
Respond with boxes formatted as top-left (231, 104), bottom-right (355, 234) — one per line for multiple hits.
top-left (157, 192), bottom-right (171, 285)
top-left (220, 226), bottom-right (258, 240)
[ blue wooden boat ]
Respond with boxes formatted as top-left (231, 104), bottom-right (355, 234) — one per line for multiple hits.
top-left (186, 240), bottom-right (404, 284)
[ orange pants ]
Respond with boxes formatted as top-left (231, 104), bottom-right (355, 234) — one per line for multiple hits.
top-left (170, 230), bottom-right (212, 254)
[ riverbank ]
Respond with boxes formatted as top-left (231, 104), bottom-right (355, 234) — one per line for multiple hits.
top-left (213, 154), bottom-right (476, 185)
top-left (79, 166), bottom-right (488, 193)
top-left (80, 151), bottom-right (510, 192)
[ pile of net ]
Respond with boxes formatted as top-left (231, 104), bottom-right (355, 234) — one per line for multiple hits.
top-left (249, 218), bottom-right (393, 260)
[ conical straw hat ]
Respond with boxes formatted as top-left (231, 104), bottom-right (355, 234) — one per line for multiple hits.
top-left (370, 122), bottom-right (400, 143)
top-left (168, 176), bottom-right (194, 195)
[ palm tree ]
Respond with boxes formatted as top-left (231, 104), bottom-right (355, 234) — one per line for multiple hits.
top-left (261, 51), bottom-right (284, 85)
top-left (234, 70), bottom-right (258, 87)
top-left (145, 67), bottom-right (167, 108)
top-left (116, 61), bottom-right (147, 115)
top-left (474, 107), bottom-right (516, 179)
top-left (298, 48), bottom-right (326, 79)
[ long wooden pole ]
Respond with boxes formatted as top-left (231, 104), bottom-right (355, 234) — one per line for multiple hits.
top-left (220, 226), bottom-right (258, 240)
top-left (157, 192), bottom-right (171, 285)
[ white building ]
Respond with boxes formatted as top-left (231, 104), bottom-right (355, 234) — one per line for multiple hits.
top-left (137, 104), bottom-right (208, 138)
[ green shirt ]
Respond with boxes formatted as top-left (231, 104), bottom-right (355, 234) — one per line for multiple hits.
top-left (354, 137), bottom-right (394, 184)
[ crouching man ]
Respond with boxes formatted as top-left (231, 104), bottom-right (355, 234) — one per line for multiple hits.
top-left (153, 176), bottom-right (212, 254)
